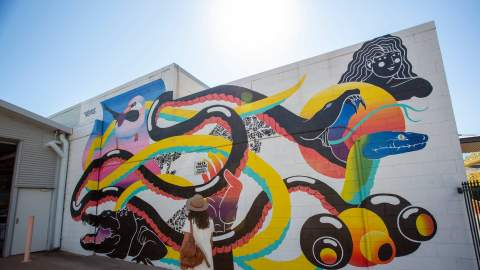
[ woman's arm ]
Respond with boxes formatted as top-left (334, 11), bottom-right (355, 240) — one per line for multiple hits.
top-left (388, 77), bottom-right (433, 100)
top-left (219, 169), bottom-right (242, 225)
top-left (180, 220), bottom-right (191, 250)
top-left (180, 232), bottom-right (191, 252)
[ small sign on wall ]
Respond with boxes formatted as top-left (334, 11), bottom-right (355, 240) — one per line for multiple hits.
top-left (194, 160), bottom-right (208, 175)
top-left (79, 102), bottom-right (102, 125)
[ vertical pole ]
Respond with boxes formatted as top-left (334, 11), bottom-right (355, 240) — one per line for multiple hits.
top-left (22, 216), bottom-right (34, 263)
top-left (472, 181), bottom-right (480, 269)
top-left (463, 181), bottom-right (480, 269)
top-left (467, 181), bottom-right (480, 269)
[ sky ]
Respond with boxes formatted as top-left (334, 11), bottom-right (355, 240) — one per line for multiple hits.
top-left (0, 0), bottom-right (479, 135)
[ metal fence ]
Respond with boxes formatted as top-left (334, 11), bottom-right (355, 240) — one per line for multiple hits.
top-left (461, 180), bottom-right (480, 269)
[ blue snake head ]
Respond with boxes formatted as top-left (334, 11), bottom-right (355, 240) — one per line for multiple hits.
top-left (362, 131), bottom-right (428, 159)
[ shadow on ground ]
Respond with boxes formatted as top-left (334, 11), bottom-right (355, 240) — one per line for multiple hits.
top-left (0, 251), bottom-right (168, 270)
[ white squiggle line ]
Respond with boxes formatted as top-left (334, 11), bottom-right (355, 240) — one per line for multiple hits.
top-left (371, 195), bottom-right (401, 205)
top-left (285, 176), bottom-right (316, 184)
top-left (319, 216), bottom-right (343, 229)
top-left (207, 107), bottom-right (231, 117)
top-left (213, 231), bottom-right (235, 241)
top-left (195, 176), bottom-right (220, 192)
top-left (107, 150), bottom-right (120, 156)
top-left (73, 200), bottom-right (82, 211)
top-left (147, 99), bottom-right (159, 132)
top-left (372, 142), bottom-right (426, 153)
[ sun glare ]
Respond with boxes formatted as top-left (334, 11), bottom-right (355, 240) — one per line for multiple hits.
top-left (205, 0), bottom-right (301, 66)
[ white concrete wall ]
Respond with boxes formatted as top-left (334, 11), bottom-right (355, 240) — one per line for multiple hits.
top-left (60, 22), bottom-right (474, 269)
top-left (175, 64), bottom-right (209, 98)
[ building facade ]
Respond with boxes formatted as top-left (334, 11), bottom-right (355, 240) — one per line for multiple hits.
top-left (55, 22), bottom-right (474, 269)
top-left (0, 99), bottom-right (71, 257)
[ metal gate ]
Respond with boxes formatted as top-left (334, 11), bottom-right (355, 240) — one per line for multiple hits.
top-left (461, 180), bottom-right (480, 269)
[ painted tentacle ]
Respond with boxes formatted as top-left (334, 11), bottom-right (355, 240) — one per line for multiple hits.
top-left (284, 175), bottom-right (352, 214)
top-left (73, 87), bottom-right (365, 253)
top-left (72, 153), bottom-right (354, 256)
top-left (211, 175), bottom-right (353, 254)
top-left (148, 93), bottom-right (249, 197)
top-left (151, 87), bottom-right (365, 168)
top-left (71, 150), bottom-right (135, 220)
top-left (71, 147), bottom-right (241, 221)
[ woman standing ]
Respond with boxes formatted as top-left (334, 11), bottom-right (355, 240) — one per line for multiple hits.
top-left (181, 194), bottom-right (214, 270)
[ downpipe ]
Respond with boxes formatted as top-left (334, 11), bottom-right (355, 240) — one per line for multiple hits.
top-left (45, 132), bottom-right (69, 249)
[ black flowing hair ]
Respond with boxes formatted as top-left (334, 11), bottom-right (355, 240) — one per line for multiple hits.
top-left (188, 210), bottom-right (210, 229)
top-left (339, 34), bottom-right (417, 83)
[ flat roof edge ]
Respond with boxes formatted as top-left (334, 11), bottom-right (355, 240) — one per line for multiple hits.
top-left (49, 64), bottom-right (176, 118)
top-left (0, 99), bottom-right (72, 134)
top-left (49, 103), bottom-right (81, 119)
top-left (173, 63), bottom-right (209, 89)
top-left (460, 136), bottom-right (480, 144)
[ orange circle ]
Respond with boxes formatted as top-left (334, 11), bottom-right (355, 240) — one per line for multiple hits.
top-left (320, 247), bottom-right (338, 265)
top-left (416, 213), bottom-right (435, 237)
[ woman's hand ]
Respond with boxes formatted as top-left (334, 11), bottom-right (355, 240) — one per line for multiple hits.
top-left (181, 231), bottom-right (192, 251)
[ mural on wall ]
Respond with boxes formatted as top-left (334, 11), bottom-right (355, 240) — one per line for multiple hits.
top-left (338, 34), bottom-right (432, 101)
top-left (70, 34), bottom-right (437, 269)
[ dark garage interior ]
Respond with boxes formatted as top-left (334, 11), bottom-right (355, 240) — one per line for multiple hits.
top-left (0, 141), bottom-right (16, 255)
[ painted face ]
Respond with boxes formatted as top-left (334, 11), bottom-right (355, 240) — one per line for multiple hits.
top-left (368, 51), bottom-right (402, 78)
top-left (125, 95), bottom-right (145, 113)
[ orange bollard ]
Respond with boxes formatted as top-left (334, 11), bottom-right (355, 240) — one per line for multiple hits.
top-left (22, 216), bottom-right (34, 263)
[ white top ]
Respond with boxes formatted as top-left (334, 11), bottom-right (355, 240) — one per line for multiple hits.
top-left (182, 218), bottom-right (214, 270)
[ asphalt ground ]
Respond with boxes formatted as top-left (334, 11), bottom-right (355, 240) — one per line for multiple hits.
top-left (0, 250), bottom-right (168, 270)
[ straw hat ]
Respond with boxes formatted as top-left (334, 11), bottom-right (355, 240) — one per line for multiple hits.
top-left (186, 194), bottom-right (208, 212)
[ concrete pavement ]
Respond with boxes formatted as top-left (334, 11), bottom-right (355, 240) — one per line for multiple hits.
top-left (0, 251), bottom-right (169, 270)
